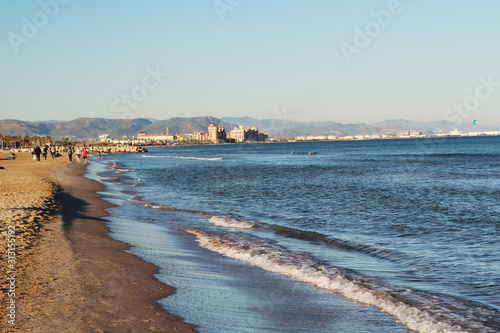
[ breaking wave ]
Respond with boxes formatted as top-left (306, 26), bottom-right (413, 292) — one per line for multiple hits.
top-left (142, 155), bottom-right (223, 161)
top-left (126, 199), bottom-right (421, 264)
top-left (208, 215), bottom-right (257, 230)
top-left (184, 229), bottom-right (498, 333)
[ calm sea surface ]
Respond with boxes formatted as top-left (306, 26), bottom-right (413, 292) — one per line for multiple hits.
top-left (86, 136), bottom-right (500, 333)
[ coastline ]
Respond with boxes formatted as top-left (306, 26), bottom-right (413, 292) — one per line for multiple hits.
top-left (0, 155), bottom-right (195, 332)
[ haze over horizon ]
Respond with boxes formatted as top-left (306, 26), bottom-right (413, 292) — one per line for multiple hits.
top-left (1, 1), bottom-right (500, 127)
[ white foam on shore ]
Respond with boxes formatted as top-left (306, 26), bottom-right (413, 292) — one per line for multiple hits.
top-left (115, 168), bottom-right (135, 173)
top-left (184, 229), bottom-right (486, 333)
top-left (208, 216), bottom-right (256, 230)
top-left (127, 197), bottom-right (146, 204)
top-left (145, 203), bottom-right (163, 209)
top-left (108, 162), bottom-right (135, 173)
top-left (142, 155), bottom-right (223, 161)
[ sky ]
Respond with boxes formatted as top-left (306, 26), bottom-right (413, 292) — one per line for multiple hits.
top-left (1, 0), bottom-right (499, 127)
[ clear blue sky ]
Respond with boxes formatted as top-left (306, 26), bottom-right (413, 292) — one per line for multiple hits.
top-left (1, 0), bottom-right (499, 126)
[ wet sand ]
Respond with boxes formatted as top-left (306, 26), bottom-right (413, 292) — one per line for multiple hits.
top-left (0, 152), bottom-right (195, 332)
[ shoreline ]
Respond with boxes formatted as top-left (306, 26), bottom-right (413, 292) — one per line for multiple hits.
top-left (0, 156), bottom-right (195, 331)
top-left (53, 162), bottom-right (196, 332)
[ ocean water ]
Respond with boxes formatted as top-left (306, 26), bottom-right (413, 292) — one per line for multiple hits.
top-left (86, 136), bottom-right (500, 333)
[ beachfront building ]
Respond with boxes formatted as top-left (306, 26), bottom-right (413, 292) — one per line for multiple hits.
top-left (177, 133), bottom-right (194, 142)
top-left (397, 131), bottom-right (410, 137)
top-left (229, 126), bottom-right (245, 142)
top-left (258, 132), bottom-right (269, 141)
top-left (230, 125), bottom-right (261, 142)
top-left (228, 125), bottom-right (266, 142)
top-left (246, 126), bottom-right (259, 141)
top-left (208, 123), bottom-right (226, 142)
top-left (208, 123), bottom-right (218, 142)
top-left (179, 133), bottom-right (193, 142)
top-left (192, 131), bottom-right (209, 142)
top-left (136, 131), bottom-right (177, 143)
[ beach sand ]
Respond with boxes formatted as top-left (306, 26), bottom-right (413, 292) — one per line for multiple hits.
top-left (0, 152), bottom-right (195, 332)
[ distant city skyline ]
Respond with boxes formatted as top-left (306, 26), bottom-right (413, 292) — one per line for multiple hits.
top-left (1, 1), bottom-right (500, 126)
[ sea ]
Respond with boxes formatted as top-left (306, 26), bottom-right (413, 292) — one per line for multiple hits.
top-left (85, 136), bottom-right (500, 333)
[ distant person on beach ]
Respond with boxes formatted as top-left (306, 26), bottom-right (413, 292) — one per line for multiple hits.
top-left (34, 146), bottom-right (42, 162)
top-left (42, 146), bottom-right (48, 160)
top-left (50, 146), bottom-right (56, 159)
top-left (98, 150), bottom-right (102, 159)
top-left (82, 148), bottom-right (88, 164)
top-left (75, 147), bottom-right (81, 163)
top-left (67, 146), bottom-right (74, 162)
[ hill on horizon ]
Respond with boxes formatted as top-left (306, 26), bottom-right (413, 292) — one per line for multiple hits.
top-left (1, 116), bottom-right (498, 140)
top-left (0, 118), bottom-right (153, 140)
top-left (141, 116), bottom-right (237, 136)
top-left (222, 117), bottom-right (499, 137)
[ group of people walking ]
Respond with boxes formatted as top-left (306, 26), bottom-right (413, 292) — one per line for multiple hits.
top-left (31, 145), bottom-right (93, 164)
top-left (31, 145), bottom-right (59, 162)
top-left (66, 146), bottom-right (89, 163)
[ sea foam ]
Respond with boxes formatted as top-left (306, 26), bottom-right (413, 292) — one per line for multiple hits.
top-left (184, 229), bottom-right (490, 333)
top-left (142, 155), bottom-right (223, 160)
top-left (208, 216), bottom-right (257, 230)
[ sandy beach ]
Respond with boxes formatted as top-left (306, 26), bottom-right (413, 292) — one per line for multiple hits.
top-left (0, 151), bottom-right (195, 332)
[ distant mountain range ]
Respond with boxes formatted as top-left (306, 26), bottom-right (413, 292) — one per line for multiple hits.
top-left (221, 117), bottom-right (498, 138)
top-left (142, 116), bottom-right (236, 136)
top-left (0, 116), bottom-right (497, 140)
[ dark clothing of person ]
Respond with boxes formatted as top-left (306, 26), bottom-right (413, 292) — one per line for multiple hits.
top-left (34, 146), bottom-right (42, 162)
